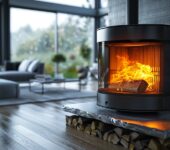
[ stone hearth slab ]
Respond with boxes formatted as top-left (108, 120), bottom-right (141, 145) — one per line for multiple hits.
top-left (63, 101), bottom-right (170, 139)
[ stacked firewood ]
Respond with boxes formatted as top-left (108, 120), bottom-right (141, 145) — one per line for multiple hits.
top-left (66, 115), bottom-right (170, 150)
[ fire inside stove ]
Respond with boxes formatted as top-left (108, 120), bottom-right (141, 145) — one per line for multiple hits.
top-left (99, 42), bottom-right (161, 94)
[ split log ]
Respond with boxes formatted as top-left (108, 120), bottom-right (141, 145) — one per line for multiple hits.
top-left (66, 115), bottom-right (78, 127)
top-left (91, 131), bottom-right (102, 139)
top-left (77, 117), bottom-right (92, 131)
top-left (130, 132), bottom-right (140, 141)
top-left (108, 133), bottom-right (120, 145)
top-left (84, 124), bottom-right (91, 135)
top-left (95, 122), bottom-right (113, 139)
top-left (122, 134), bottom-right (130, 142)
top-left (108, 133), bottom-right (114, 142)
top-left (163, 138), bottom-right (170, 149)
top-left (91, 121), bottom-right (98, 130)
top-left (97, 121), bottom-right (104, 131)
top-left (129, 143), bottom-right (135, 150)
top-left (114, 127), bottom-right (123, 137)
top-left (66, 116), bottom-right (72, 126)
top-left (148, 139), bottom-right (161, 150)
top-left (97, 122), bottom-right (113, 132)
top-left (134, 141), bottom-right (144, 150)
top-left (72, 118), bottom-right (78, 128)
top-left (109, 80), bottom-right (148, 93)
top-left (103, 130), bottom-right (114, 141)
top-left (141, 139), bottom-right (150, 148)
top-left (120, 138), bottom-right (129, 149)
top-left (77, 117), bottom-right (92, 125)
top-left (96, 129), bottom-right (103, 139)
top-left (90, 129), bottom-right (103, 138)
top-left (77, 124), bottom-right (85, 131)
top-left (91, 129), bottom-right (97, 136)
top-left (159, 139), bottom-right (164, 144)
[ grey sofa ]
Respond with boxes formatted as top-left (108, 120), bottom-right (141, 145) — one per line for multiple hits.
top-left (0, 61), bottom-right (44, 82)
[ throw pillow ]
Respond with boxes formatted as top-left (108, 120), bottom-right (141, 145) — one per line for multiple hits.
top-left (18, 59), bottom-right (32, 72)
top-left (27, 60), bottom-right (40, 73)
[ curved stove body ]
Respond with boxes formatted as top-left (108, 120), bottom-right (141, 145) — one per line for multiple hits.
top-left (97, 25), bottom-right (170, 111)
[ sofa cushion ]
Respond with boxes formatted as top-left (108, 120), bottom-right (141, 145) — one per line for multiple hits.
top-left (27, 60), bottom-right (40, 72)
top-left (0, 79), bottom-right (19, 99)
top-left (0, 71), bottom-right (35, 82)
top-left (18, 59), bottom-right (32, 72)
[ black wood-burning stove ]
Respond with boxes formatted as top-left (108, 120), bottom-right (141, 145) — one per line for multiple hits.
top-left (97, 25), bottom-right (170, 111)
top-left (63, 1), bottom-right (170, 140)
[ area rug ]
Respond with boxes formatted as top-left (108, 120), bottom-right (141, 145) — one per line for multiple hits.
top-left (0, 86), bottom-right (97, 106)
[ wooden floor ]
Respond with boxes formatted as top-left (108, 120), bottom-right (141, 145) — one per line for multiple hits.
top-left (0, 98), bottom-right (125, 150)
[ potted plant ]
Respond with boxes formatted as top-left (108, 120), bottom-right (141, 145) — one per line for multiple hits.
top-left (52, 53), bottom-right (66, 78)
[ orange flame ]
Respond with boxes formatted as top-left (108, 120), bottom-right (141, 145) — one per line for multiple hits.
top-left (111, 56), bottom-right (155, 91)
top-left (120, 119), bottom-right (170, 131)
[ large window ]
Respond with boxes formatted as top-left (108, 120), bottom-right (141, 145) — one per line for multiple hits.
top-left (36, 0), bottom-right (95, 8)
top-left (99, 0), bottom-right (109, 27)
top-left (100, 15), bottom-right (109, 27)
top-left (100, 0), bottom-right (108, 8)
top-left (57, 13), bottom-right (94, 77)
top-left (9, 0), bottom-right (107, 77)
top-left (10, 8), bottom-right (56, 74)
top-left (10, 8), bottom-right (94, 77)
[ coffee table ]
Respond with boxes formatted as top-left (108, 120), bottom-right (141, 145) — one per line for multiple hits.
top-left (29, 78), bottom-right (81, 94)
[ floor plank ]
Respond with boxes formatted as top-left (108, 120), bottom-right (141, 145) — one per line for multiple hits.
top-left (0, 98), bottom-right (124, 150)
top-left (0, 113), bottom-right (83, 150)
top-left (0, 124), bottom-right (29, 150)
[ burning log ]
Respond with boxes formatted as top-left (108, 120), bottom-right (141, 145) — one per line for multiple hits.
top-left (109, 80), bottom-right (148, 93)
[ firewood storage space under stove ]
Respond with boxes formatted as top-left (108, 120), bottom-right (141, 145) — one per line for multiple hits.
top-left (97, 25), bottom-right (170, 111)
